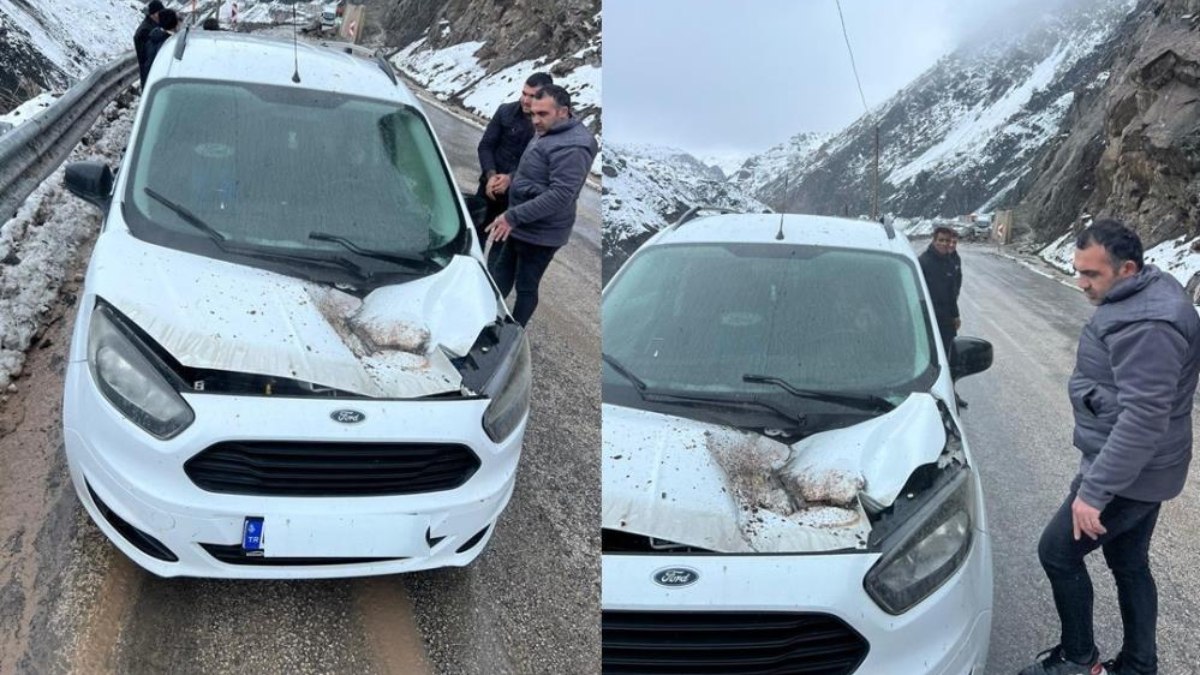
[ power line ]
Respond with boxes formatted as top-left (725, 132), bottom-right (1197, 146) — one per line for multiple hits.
top-left (834, 0), bottom-right (869, 115)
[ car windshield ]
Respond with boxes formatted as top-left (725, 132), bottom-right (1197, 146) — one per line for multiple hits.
top-left (602, 242), bottom-right (937, 403)
top-left (124, 79), bottom-right (465, 278)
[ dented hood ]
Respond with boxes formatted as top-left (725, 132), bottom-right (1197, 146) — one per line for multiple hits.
top-left (87, 231), bottom-right (498, 398)
top-left (602, 393), bottom-right (951, 553)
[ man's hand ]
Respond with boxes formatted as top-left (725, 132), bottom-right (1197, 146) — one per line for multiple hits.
top-left (1071, 496), bottom-right (1107, 541)
top-left (485, 213), bottom-right (513, 243)
top-left (485, 174), bottom-right (511, 199)
top-left (953, 317), bottom-right (962, 331)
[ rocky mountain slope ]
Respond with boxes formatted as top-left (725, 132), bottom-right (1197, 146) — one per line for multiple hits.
top-left (602, 142), bottom-right (768, 282)
top-left (1018, 0), bottom-right (1200, 245)
top-left (740, 0), bottom-right (1136, 222)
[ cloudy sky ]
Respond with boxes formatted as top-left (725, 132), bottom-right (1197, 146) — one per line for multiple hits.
top-left (603, 0), bottom-right (1033, 159)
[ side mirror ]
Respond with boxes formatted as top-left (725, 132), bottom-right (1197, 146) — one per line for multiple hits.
top-left (64, 161), bottom-right (114, 210)
top-left (462, 193), bottom-right (488, 229)
top-left (951, 336), bottom-right (993, 381)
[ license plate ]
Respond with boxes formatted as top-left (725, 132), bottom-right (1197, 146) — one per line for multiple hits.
top-left (242, 516), bottom-right (265, 553)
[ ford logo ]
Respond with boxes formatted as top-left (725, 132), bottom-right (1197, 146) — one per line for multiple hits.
top-left (652, 567), bottom-right (699, 588)
top-left (331, 409), bottom-right (366, 424)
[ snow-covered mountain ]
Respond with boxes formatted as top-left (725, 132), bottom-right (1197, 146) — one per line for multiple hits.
top-left (0, 0), bottom-right (147, 113)
top-left (602, 142), bottom-right (768, 282)
top-left (739, 0), bottom-right (1136, 221)
top-left (731, 131), bottom-right (829, 198)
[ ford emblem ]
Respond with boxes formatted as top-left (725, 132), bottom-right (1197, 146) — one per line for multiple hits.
top-left (652, 567), bottom-right (699, 588)
top-left (331, 409), bottom-right (366, 424)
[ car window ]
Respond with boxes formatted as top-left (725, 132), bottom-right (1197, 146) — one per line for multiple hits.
top-left (126, 79), bottom-right (463, 265)
top-left (603, 242), bottom-right (936, 396)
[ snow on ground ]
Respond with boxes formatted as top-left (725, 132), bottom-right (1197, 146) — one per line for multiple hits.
top-left (0, 92), bottom-right (57, 130)
top-left (1040, 229), bottom-right (1199, 292)
top-left (1039, 229), bottom-right (1078, 274)
top-left (0, 0), bottom-right (144, 77)
top-left (391, 29), bottom-right (601, 144)
top-left (0, 99), bottom-right (135, 389)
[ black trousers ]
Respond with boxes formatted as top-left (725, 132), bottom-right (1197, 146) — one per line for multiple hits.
top-left (1037, 487), bottom-right (1162, 673)
top-left (487, 238), bottom-right (559, 327)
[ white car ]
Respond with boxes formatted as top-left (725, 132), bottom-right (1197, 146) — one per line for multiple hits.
top-left (60, 30), bottom-right (529, 578)
top-left (601, 210), bottom-right (994, 673)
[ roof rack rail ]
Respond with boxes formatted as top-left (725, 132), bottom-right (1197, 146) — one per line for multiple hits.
top-left (374, 53), bottom-right (398, 86)
top-left (173, 25), bottom-right (191, 61)
top-left (879, 215), bottom-right (896, 239)
top-left (665, 205), bottom-right (743, 232)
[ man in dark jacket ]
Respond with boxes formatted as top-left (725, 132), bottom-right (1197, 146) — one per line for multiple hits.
top-left (485, 85), bottom-right (597, 326)
top-left (918, 226), bottom-right (966, 406)
top-left (1020, 220), bottom-right (1200, 675)
top-left (134, 0), bottom-right (165, 88)
top-left (140, 9), bottom-right (179, 85)
top-left (476, 72), bottom-right (553, 242)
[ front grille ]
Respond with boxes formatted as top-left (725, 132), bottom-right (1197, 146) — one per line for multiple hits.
top-left (184, 441), bottom-right (481, 496)
top-left (603, 611), bottom-right (869, 675)
top-left (200, 543), bottom-right (403, 566)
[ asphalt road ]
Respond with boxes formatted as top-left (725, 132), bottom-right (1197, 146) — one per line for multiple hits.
top-left (0, 74), bottom-right (600, 673)
top-left (951, 245), bottom-right (1200, 675)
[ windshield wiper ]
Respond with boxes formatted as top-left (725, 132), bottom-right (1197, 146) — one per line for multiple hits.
top-left (245, 248), bottom-right (370, 281)
top-left (308, 231), bottom-right (436, 269)
top-left (144, 188), bottom-right (228, 246)
top-left (641, 389), bottom-right (807, 428)
top-left (742, 373), bottom-right (896, 413)
top-left (602, 352), bottom-right (647, 392)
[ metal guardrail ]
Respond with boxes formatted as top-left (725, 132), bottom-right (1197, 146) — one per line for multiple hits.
top-left (0, 52), bottom-right (138, 223)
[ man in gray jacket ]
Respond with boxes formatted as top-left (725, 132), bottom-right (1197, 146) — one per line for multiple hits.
top-left (485, 85), bottom-right (597, 326)
top-left (1021, 220), bottom-right (1200, 675)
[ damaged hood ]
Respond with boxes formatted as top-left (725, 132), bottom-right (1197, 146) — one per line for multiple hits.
top-left (86, 231), bottom-right (498, 398)
top-left (602, 393), bottom-right (951, 553)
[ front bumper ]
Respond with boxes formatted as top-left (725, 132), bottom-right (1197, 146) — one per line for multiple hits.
top-left (62, 360), bottom-right (526, 579)
top-left (601, 529), bottom-right (993, 675)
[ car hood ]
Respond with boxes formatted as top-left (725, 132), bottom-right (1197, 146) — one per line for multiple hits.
top-left (602, 393), bottom-right (953, 553)
top-left (86, 231), bottom-right (498, 398)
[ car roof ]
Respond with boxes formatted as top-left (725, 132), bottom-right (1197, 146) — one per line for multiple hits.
top-left (646, 212), bottom-right (916, 258)
top-left (152, 31), bottom-right (419, 107)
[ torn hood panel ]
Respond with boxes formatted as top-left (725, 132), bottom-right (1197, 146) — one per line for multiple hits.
top-left (87, 231), bottom-right (498, 398)
top-left (602, 393), bottom-right (948, 554)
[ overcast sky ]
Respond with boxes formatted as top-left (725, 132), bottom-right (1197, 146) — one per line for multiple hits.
top-left (603, 0), bottom-right (1031, 158)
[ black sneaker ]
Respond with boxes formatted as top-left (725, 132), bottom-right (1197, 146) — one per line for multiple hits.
top-left (1102, 653), bottom-right (1155, 675)
top-left (1018, 645), bottom-right (1106, 675)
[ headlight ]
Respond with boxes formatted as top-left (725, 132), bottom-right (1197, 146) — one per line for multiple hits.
top-left (87, 303), bottom-right (194, 439)
top-left (863, 469), bottom-right (974, 614)
top-left (481, 330), bottom-right (531, 442)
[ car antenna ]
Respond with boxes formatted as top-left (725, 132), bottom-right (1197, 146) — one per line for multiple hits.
top-left (776, 174), bottom-right (787, 240)
top-left (290, 3), bottom-right (302, 83)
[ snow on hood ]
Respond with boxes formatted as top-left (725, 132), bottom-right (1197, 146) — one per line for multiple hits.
top-left (602, 393), bottom-right (950, 553)
top-left (87, 231), bottom-right (497, 398)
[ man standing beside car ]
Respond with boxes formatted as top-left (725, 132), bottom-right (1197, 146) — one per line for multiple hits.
top-left (485, 85), bottom-right (597, 327)
top-left (476, 72), bottom-right (554, 244)
top-left (133, 0), bottom-right (165, 88)
top-left (918, 226), bottom-right (967, 408)
top-left (1020, 220), bottom-right (1200, 675)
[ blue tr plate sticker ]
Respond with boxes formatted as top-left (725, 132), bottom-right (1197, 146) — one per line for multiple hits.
top-left (242, 517), bottom-right (264, 552)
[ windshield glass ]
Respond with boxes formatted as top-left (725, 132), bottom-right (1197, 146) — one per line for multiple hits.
top-left (603, 242), bottom-right (936, 401)
top-left (124, 79), bottom-right (465, 277)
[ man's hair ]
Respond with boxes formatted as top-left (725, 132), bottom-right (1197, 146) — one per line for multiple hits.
top-left (159, 9), bottom-right (179, 30)
top-left (932, 226), bottom-right (958, 240)
top-left (533, 84), bottom-right (571, 109)
top-left (525, 72), bottom-right (554, 89)
top-left (202, 17), bottom-right (220, 30)
top-left (146, 0), bottom-right (165, 15)
top-left (1076, 219), bottom-right (1143, 270)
